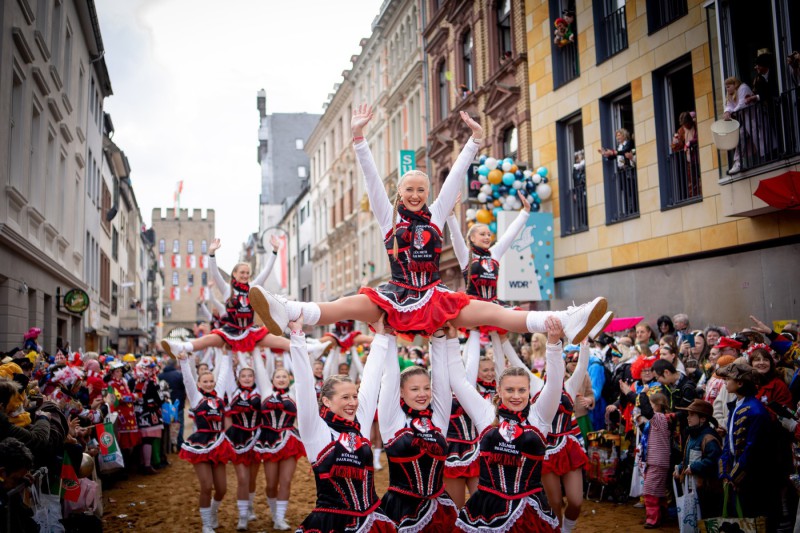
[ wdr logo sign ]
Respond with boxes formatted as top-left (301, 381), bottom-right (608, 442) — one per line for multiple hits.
top-left (508, 281), bottom-right (530, 289)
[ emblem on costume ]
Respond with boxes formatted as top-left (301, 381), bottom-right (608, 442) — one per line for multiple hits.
top-left (412, 417), bottom-right (431, 433)
top-left (337, 432), bottom-right (359, 453)
top-left (499, 419), bottom-right (523, 442)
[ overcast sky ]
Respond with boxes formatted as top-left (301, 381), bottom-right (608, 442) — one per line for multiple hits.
top-left (96, 0), bottom-right (383, 268)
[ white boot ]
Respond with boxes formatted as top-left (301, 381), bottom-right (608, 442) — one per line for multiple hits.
top-left (249, 286), bottom-right (292, 335)
top-left (248, 492), bottom-right (257, 521)
top-left (210, 499), bottom-right (221, 529)
top-left (236, 500), bottom-right (249, 530)
top-left (273, 500), bottom-right (290, 530)
top-left (559, 297), bottom-right (608, 344)
top-left (589, 311), bottom-right (614, 340)
top-left (161, 339), bottom-right (192, 357)
top-left (200, 507), bottom-right (215, 533)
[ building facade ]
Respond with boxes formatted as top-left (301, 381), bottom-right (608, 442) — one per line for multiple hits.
top-left (0, 0), bottom-right (112, 352)
top-left (524, 0), bottom-right (800, 329)
top-left (423, 0), bottom-right (532, 292)
top-left (151, 208), bottom-right (215, 337)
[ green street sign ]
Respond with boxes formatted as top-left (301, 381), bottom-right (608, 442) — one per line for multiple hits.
top-left (399, 150), bottom-right (416, 175)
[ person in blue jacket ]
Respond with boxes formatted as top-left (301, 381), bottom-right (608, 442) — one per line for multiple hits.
top-left (587, 348), bottom-right (607, 431)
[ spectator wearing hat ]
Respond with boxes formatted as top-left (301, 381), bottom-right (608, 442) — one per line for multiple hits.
top-left (712, 355), bottom-right (740, 434)
top-left (636, 392), bottom-right (674, 528)
top-left (717, 361), bottom-right (781, 526)
top-left (747, 345), bottom-right (791, 411)
top-left (745, 51), bottom-right (779, 105)
top-left (675, 400), bottom-right (723, 518)
top-left (716, 336), bottom-right (742, 359)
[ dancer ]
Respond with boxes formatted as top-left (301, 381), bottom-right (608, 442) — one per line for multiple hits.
top-left (538, 341), bottom-right (590, 533)
top-left (252, 349), bottom-right (305, 531)
top-left (287, 314), bottom-right (395, 532)
top-left (132, 356), bottom-right (164, 475)
top-left (223, 355), bottom-right (262, 531)
top-left (160, 237), bottom-right (289, 357)
top-left (448, 317), bottom-right (566, 531)
top-left (249, 105), bottom-right (606, 343)
top-left (376, 320), bottom-right (457, 531)
top-left (177, 350), bottom-right (234, 533)
top-left (322, 320), bottom-right (372, 383)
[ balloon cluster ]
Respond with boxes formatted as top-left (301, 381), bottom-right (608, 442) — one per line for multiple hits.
top-left (466, 156), bottom-right (552, 234)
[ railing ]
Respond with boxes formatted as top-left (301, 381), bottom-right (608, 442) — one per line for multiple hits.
top-left (726, 87), bottom-right (800, 175)
top-left (563, 167), bottom-right (588, 235)
top-left (665, 144), bottom-right (702, 207)
top-left (598, 4), bottom-right (628, 62)
top-left (647, 0), bottom-right (687, 34)
top-left (607, 164), bottom-right (639, 222)
top-left (553, 39), bottom-right (579, 89)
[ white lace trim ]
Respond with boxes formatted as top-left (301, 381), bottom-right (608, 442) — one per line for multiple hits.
top-left (445, 445), bottom-right (480, 467)
top-left (181, 433), bottom-right (227, 454)
top-left (356, 512), bottom-right (395, 533)
top-left (398, 498), bottom-right (438, 533)
top-left (455, 496), bottom-right (558, 533)
top-left (226, 428), bottom-right (260, 454)
top-left (217, 326), bottom-right (261, 342)
top-left (374, 286), bottom-right (435, 312)
top-left (544, 433), bottom-right (582, 458)
top-left (253, 429), bottom-right (299, 455)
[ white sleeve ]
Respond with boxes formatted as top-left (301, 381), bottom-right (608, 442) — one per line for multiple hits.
top-left (528, 342), bottom-right (566, 436)
top-left (377, 335), bottom-right (404, 443)
top-left (208, 290), bottom-right (226, 317)
top-left (356, 330), bottom-right (386, 440)
top-left (430, 138), bottom-right (481, 227)
top-left (215, 352), bottom-right (234, 398)
top-left (430, 335), bottom-right (452, 433)
top-left (253, 348), bottom-right (273, 398)
top-left (447, 214), bottom-right (470, 270)
top-left (349, 347), bottom-right (364, 382)
top-left (209, 256), bottom-right (230, 300)
top-left (565, 343), bottom-right (590, 400)
top-left (198, 302), bottom-right (213, 322)
top-left (464, 330), bottom-right (481, 385)
top-left (179, 358), bottom-right (201, 409)
top-left (282, 349), bottom-right (293, 375)
top-left (354, 140), bottom-right (394, 235)
top-left (252, 251), bottom-right (277, 287)
top-left (501, 339), bottom-right (543, 396)
top-left (322, 348), bottom-right (337, 379)
top-left (265, 349), bottom-right (275, 381)
top-left (447, 337), bottom-right (495, 433)
top-left (490, 209), bottom-right (528, 261)
top-left (489, 332), bottom-right (506, 384)
top-left (286, 333), bottom-right (331, 462)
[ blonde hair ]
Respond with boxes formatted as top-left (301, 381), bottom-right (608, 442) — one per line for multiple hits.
top-left (466, 223), bottom-right (490, 247)
top-left (616, 128), bottom-right (631, 142)
top-left (232, 262), bottom-right (251, 276)
top-left (318, 374), bottom-right (354, 408)
top-left (725, 77), bottom-right (742, 103)
top-left (391, 171), bottom-right (430, 260)
top-left (531, 333), bottom-right (547, 359)
top-left (492, 367), bottom-right (531, 408)
top-left (399, 366), bottom-right (429, 387)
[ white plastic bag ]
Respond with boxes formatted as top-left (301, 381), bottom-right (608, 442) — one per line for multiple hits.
top-left (674, 472), bottom-right (701, 533)
top-left (30, 470), bottom-right (66, 533)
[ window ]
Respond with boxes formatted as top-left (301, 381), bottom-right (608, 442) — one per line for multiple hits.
top-left (201, 272), bottom-right (208, 286)
top-left (51, 1), bottom-right (63, 70)
top-left (550, 0), bottom-right (579, 89)
top-left (502, 126), bottom-right (518, 160)
top-left (594, 0), bottom-right (628, 64)
top-left (112, 228), bottom-right (119, 260)
top-left (437, 60), bottom-right (449, 121)
top-left (187, 273), bottom-right (194, 287)
top-left (295, 138), bottom-right (304, 150)
top-left (159, 239), bottom-right (166, 253)
top-left (497, 0), bottom-right (512, 58)
top-left (298, 166), bottom-right (307, 178)
top-left (10, 68), bottom-right (24, 191)
top-left (646, 0), bottom-right (687, 34)
top-left (172, 239), bottom-right (179, 253)
top-left (172, 272), bottom-right (179, 286)
top-left (100, 252), bottom-right (111, 303)
top-left (461, 30), bottom-right (474, 93)
top-left (201, 239), bottom-right (208, 254)
top-left (29, 103), bottom-right (42, 209)
top-left (101, 181), bottom-right (111, 233)
top-left (111, 281), bottom-right (118, 316)
top-left (653, 56), bottom-right (702, 208)
top-left (557, 113), bottom-right (588, 236)
top-left (599, 89), bottom-right (639, 222)
top-left (187, 239), bottom-right (194, 254)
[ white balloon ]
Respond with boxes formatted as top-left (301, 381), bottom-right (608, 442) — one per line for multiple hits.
top-left (532, 173), bottom-right (542, 184)
top-left (478, 175), bottom-right (488, 184)
top-left (477, 192), bottom-right (488, 203)
top-left (501, 161), bottom-right (512, 172)
top-left (512, 197), bottom-right (522, 209)
top-left (485, 157), bottom-right (498, 171)
top-left (523, 169), bottom-right (533, 178)
top-left (466, 208), bottom-right (477, 220)
top-left (481, 184), bottom-right (493, 195)
top-left (512, 180), bottom-right (524, 190)
top-left (536, 183), bottom-right (552, 201)
top-left (502, 202), bottom-right (513, 210)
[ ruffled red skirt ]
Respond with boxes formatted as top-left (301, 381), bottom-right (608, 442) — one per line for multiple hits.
top-left (259, 435), bottom-right (306, 463)
top-left (444, 459), bottom-right (480, 479)
top-left (117, 430), bottom-right (142, 450)
top-left (179, 438), bottom-right (234, 465)
top-left (359, 286), bottom-right (470, 336)
top-left (542, 437), bottom-right (588, 476)
top-left (230, 448), bottom-right (260, 465)
top-left (210, 325), bottom-right (268, 352)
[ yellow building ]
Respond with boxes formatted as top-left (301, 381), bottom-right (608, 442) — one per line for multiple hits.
top-left (525, 0), bottom-right (800, 330)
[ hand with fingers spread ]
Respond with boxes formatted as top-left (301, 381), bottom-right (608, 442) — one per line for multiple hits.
top-left (544, 316), bottom-right (564, 344)
top-left (270, 234), bottom-right (282, 252)
top-left (351, 103), bottom-right (374, 138)
top-left (749, 315), bottom-right (773, 335)
top-left (208, 238), bottom-right (221, 255)
top-left (517, 190), bottom-right (531, 212)
top-left (459, 111), bottom-right (483, 140)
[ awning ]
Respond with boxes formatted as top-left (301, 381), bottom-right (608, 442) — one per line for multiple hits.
top-left (604, 316), bottom-right (644, 333)
top-left (754, 171), bottom-right (800, 210)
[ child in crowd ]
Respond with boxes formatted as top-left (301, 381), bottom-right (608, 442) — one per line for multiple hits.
top-left (675, 399), bottom-right (723, 518)
top-left (637, 392), bottom-right (673, 528)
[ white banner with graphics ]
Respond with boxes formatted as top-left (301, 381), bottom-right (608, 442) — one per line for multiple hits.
top-left (497, 211), bottom-right (555, 302)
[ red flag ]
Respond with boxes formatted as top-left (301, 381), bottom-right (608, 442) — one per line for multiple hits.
top-left (60, 452), bottom-right (81, 502)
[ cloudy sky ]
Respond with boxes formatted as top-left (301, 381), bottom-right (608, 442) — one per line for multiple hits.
top-left (96, 0), bottom-right (383, 268)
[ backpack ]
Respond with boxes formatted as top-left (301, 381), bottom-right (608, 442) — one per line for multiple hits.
top-left (590, 359), bottom-right (617, 404)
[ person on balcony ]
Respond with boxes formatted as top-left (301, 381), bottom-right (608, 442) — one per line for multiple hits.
top-left (671, 111), bottom-right (699, 197)
top-left (745, 51), bottom-right (779, 161)
top-left (598, 128), bottom-right (635, 169)
top-left (723, 77), bottom-right (755, 175)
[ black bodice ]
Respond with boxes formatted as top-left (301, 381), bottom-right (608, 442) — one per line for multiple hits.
top-left (385, 220), bottom-right (443, 290)
top-left (477, 415), bottom-right (547, 499)
top-left (312, 429), bottom-right (379, 515)
top-left (386, 419), bottom-right (448, 498)
top-left (223, 281), bottom-right (255, 332)
top-left (227, 387), bottom-right (261, 430)
top-left (464, 247), bottom-right (500, 301)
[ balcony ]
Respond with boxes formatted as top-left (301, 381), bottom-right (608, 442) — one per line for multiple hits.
top-left (606, 165), bottom-right (640, 222)
top-left (552, 41), bottom-right (579, 89)
top-left (596, 3), bottom-right (628, 63)
top-left (562, 167), bottom-right (588, 236)
top-left (664, 144), bottom-right (702, 208)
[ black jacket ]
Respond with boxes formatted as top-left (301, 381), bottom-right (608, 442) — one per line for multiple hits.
top-left (158, 364), bottom-right (186, 407)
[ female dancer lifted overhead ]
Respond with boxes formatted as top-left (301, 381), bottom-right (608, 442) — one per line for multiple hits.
top-left (249, 105), bottom-right (606, 343)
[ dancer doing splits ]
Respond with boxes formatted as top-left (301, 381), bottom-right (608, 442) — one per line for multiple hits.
top-left (249, 105), bottom-right (606, 343)
top-left (252, 349), bottom-right (305, 530)
top-left (447, 317), bottom-right (566, 532)
top-left (286, 315), bottom-right (396, 532)
top-left (161, 237), bottom-right (289, 357)
top-left (376, 320), bottom-right (458, 531)
top-left (177, 350), bottom-right (234, 533)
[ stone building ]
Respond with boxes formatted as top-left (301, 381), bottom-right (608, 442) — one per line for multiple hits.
top-left (151, 208), bottom-right (215, 337)
top-left (524, 0), bottom-right (800, 329)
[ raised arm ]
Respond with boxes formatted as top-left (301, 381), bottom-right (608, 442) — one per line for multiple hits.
top-left (565, 341), bottom-right (590, 400)
top-left (179, 356), bottom-right (202, 409)
top-left (286, 331), bottom-right (331, 462)
top-left (322, 347), bottom-right (338, 379)
top-left (356, 323), bottom-right (388, 439)
top-left (352, 105), bottom-right (394, 234)
top-left (490, 200), bottom-right (530, 261)
top-left (198, 301), bottom-right (213, 322)
top-left (447, 214), bottom-right (469, 270)
top-left (376, 334), bottom-right (404, 443)
top-left (207, 239), bottom-right (231, 301)
top-left (528, 318), bottom-right (567, 436)
top-left (208, 288), bottom-right (226, 317)
top-left (489, 332), bottom-right (506, 385)
top-left (253, 348), bottom-right (273, 398)
top-left (349, 347), bottom-right (364, 382)
top-left (447, 337), bottom-right (495, 433)
top-left (498, 336), bottom-right (544, 396)
top-left (431, 331), bottom-right (453, 432)
top-left (252, 234), bottom-right (280, 287)
top-left (430, 112), bottom-right (483, 226)
top-left (215, 352), bottom-right (234, 397)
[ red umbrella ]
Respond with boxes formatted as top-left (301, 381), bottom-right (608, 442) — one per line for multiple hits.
top-left (754, 171), bottom-right (800, 210)
top-left (604, 316), bottom-right (644, 333)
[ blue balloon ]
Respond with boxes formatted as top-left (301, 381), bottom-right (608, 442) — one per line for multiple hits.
top-left (532, 202), bottom-right (540, 211)
top-left (492, 207), bottom-right (503, 218)
top-left (502, 172), bottom-right (515, 186)
top-left (531, 193), bottom-right (540, 203)
top-left (477, 164), bottom-right (490, 176)
top-left (504, 157), bottom-right (515, 167)
top-left (489, 221), bottom-right (497, 233)
top-left (493, 191), bottom-right (501, 199)
top-left (541, 176), bottom-right (548, 183)
top-left (479, 155), bottom-right (487, 164)
top-left (536, 166), bottom-right (548, 177)
top-left (491, 183), bottom-right (500, 192)
top-left (526, 182), bottom-right (536, 192)
top-left (515, 170), bottom-right (523, 179)
top-left (498, 185), bottom-right (508, 194)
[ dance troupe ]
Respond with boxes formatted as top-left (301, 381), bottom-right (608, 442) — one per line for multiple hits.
top-left (160, 106), bottom-right (611, 533)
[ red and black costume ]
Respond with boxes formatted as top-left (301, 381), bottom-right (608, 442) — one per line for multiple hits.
top-left (224, 385), bottom-right (261, 464)
top-left (538, 389), bottom-right (587, 476)
top-left (444, 398), bottom-right (480, 479)
top-left (254, 387), bottom-right (305, 463)
top-left (178, 358), bottom-right (233, 465)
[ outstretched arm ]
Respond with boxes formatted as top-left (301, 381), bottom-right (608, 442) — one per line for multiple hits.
top-left (252, 235), bottom-right (280, 287)
top-left (464, 329), bottom-right (481, 385)
top-left (529, 318), bottom-right (567, 436)
top-left (565, 341), bottom-right (590, 400)
top-left (208, 289), bottom-right (226, 317)
top-left (489, 332), bottom-right (506, 385)
top-left (499, 337), bottom-right (544, 396)
top-left (198, 301), bottom-right (213, 322)
top-left (447, 214), bottom-right (470, 271)
top-left (253, 348), bottom-right (273, 398)
top-left (377, 333), bottom-right (403, 443)
top-left (447, 337), bottom-right (495, 433)
top-left (352, 104), bottom-right (394, 234)
top-left (356, 318), bottom-right (388, 439)
top-left (348, 347), bottom-right (364, 382)
top-left (208, 239), bottom-right (231, 300)
top-left (490, 195), bottom-right (530, 261)
top-left (431, 328), bottom-right (454, 432)
top-left (214, 352), bottom-right (233, 397)
top-left (178, 354), bottom-right (201, 409)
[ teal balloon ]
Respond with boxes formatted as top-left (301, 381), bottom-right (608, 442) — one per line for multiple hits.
top-left (504, 157), bottom-right (515, 167)
top-left (477, 164), bottom-right (489, 176)
top-left (532, 202), bottom-right (541, 211)
top-left (531, 193), bottom-right (540, 203)
top-left (489, 221), bottom-right (497, 233)
top-left (491, 183), bottom-right (500, 192)
top-left (492, 191), bottom-right (500, 199)
top-left (536, 166), bottom-right (548, 177)
top-left (492, 207), bottom-right (503, 217)
top-left (502, 172), bottom-right (515, 186)
top-left (479, 155), bottom-right (487, 164)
